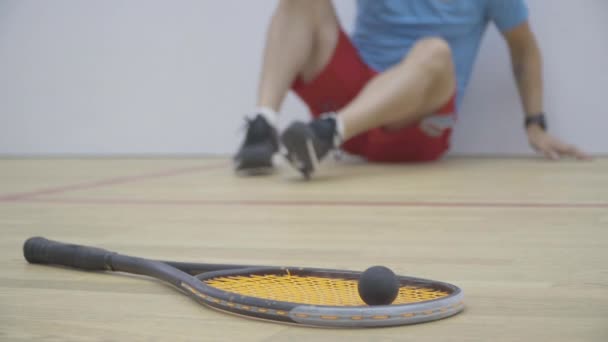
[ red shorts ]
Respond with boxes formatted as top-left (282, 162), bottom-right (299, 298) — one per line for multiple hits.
top-left (292, 30), bottom-right (456, 163)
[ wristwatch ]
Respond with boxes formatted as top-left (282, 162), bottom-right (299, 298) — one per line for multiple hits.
top-left (525, 113), bottom-right (547, 131)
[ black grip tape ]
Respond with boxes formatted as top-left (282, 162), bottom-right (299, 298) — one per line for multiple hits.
top-left (23, 237), bottom-right (115, 271)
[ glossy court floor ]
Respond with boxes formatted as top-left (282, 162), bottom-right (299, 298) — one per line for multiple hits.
top-left (1, 157), bottom-right (607, 341)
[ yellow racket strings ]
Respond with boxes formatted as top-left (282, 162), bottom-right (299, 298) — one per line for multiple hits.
top-left (205, 273), bottom-right (449, 306)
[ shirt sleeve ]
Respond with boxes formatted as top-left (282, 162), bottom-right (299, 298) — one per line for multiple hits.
top-left (486, 0), bottom-right (529, 32)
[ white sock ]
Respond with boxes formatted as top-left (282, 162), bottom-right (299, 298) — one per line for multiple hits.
top-left (334, 115), bottom-right (345, 144)
top-left (254, 106), bottom-right (278, 128)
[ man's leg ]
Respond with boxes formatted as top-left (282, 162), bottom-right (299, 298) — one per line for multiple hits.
top-left (281, 37), bottom-right (456, 178)
top-left (257, 0), bottom-right (339, 112)
top-left (234, 0), bottom-right (340, 174)
top-left (339, 38), bottom-right (456, 140)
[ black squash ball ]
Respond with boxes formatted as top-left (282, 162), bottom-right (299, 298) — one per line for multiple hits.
top-left (358, 266), bottom-right (400, 305)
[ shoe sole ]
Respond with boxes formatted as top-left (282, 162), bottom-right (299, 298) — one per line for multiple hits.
top-left (235, 166), bottom-right (275, 177)
top-left (280, 123), bottom-right (320, 180)
top-left (234, 156), bottom-right (275, 176)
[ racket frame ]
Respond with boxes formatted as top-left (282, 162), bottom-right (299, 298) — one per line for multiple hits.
top-left (24, 237), bottom-right (464, 328)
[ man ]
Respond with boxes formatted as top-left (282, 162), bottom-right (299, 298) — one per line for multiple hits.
top-left (234, 0), bottom-right (589, 179)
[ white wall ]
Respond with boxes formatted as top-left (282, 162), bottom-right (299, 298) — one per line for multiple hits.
top-left (0, 0), bottom-right (606, 156)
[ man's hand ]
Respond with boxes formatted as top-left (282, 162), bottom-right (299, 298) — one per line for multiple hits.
top-left (527, 126), bottom-right (591, 161)
top-left (502, 23), bottom-right (590, 161)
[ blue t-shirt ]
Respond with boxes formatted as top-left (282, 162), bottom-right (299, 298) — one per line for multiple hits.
top-left (352, 0), bottom-right (529, 109)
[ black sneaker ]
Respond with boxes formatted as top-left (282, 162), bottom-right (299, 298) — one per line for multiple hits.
top-left (280, 116), bottom-right (339, 179)
top-left (234, 114), bottom-right (279, 175)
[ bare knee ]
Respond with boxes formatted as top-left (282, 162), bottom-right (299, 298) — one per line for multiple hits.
top-left (274, 0), bottom-right (338, 83)
top-left (275, 0), bottom-right (309, 19)
top-left (399, 37), bottom-right (455, 115)
top-left (277, 0), bottom-right (333, 14)
top-left (275, 0), bottom-right (337, 28)
top-left (409, 37), bottom-right (453, 76)
top-left (369, 37), bottom-right (456, 131)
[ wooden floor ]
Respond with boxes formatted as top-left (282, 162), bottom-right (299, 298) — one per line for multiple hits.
top-left (1, 157), bottom-right (607, 341)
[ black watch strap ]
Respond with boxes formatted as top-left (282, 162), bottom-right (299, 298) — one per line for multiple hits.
top-left (525, 113), bottom-right (547, 131)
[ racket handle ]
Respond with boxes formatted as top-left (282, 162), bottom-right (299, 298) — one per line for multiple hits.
top-left (23, 237), bottom-right (115, 271)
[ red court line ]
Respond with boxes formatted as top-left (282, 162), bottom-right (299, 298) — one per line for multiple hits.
top-left (0, 162), bottom-right (227, 202)
top-left (16, 197), bottom-right (608, 209)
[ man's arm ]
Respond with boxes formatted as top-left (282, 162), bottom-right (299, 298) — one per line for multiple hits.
top-left (502, 22), bottom-right (590, 160)
top-left (503, 22), bottom-right (542, 118)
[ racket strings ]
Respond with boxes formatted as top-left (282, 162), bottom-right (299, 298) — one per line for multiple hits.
top-left (204, 274), bottom-right (449, 306)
